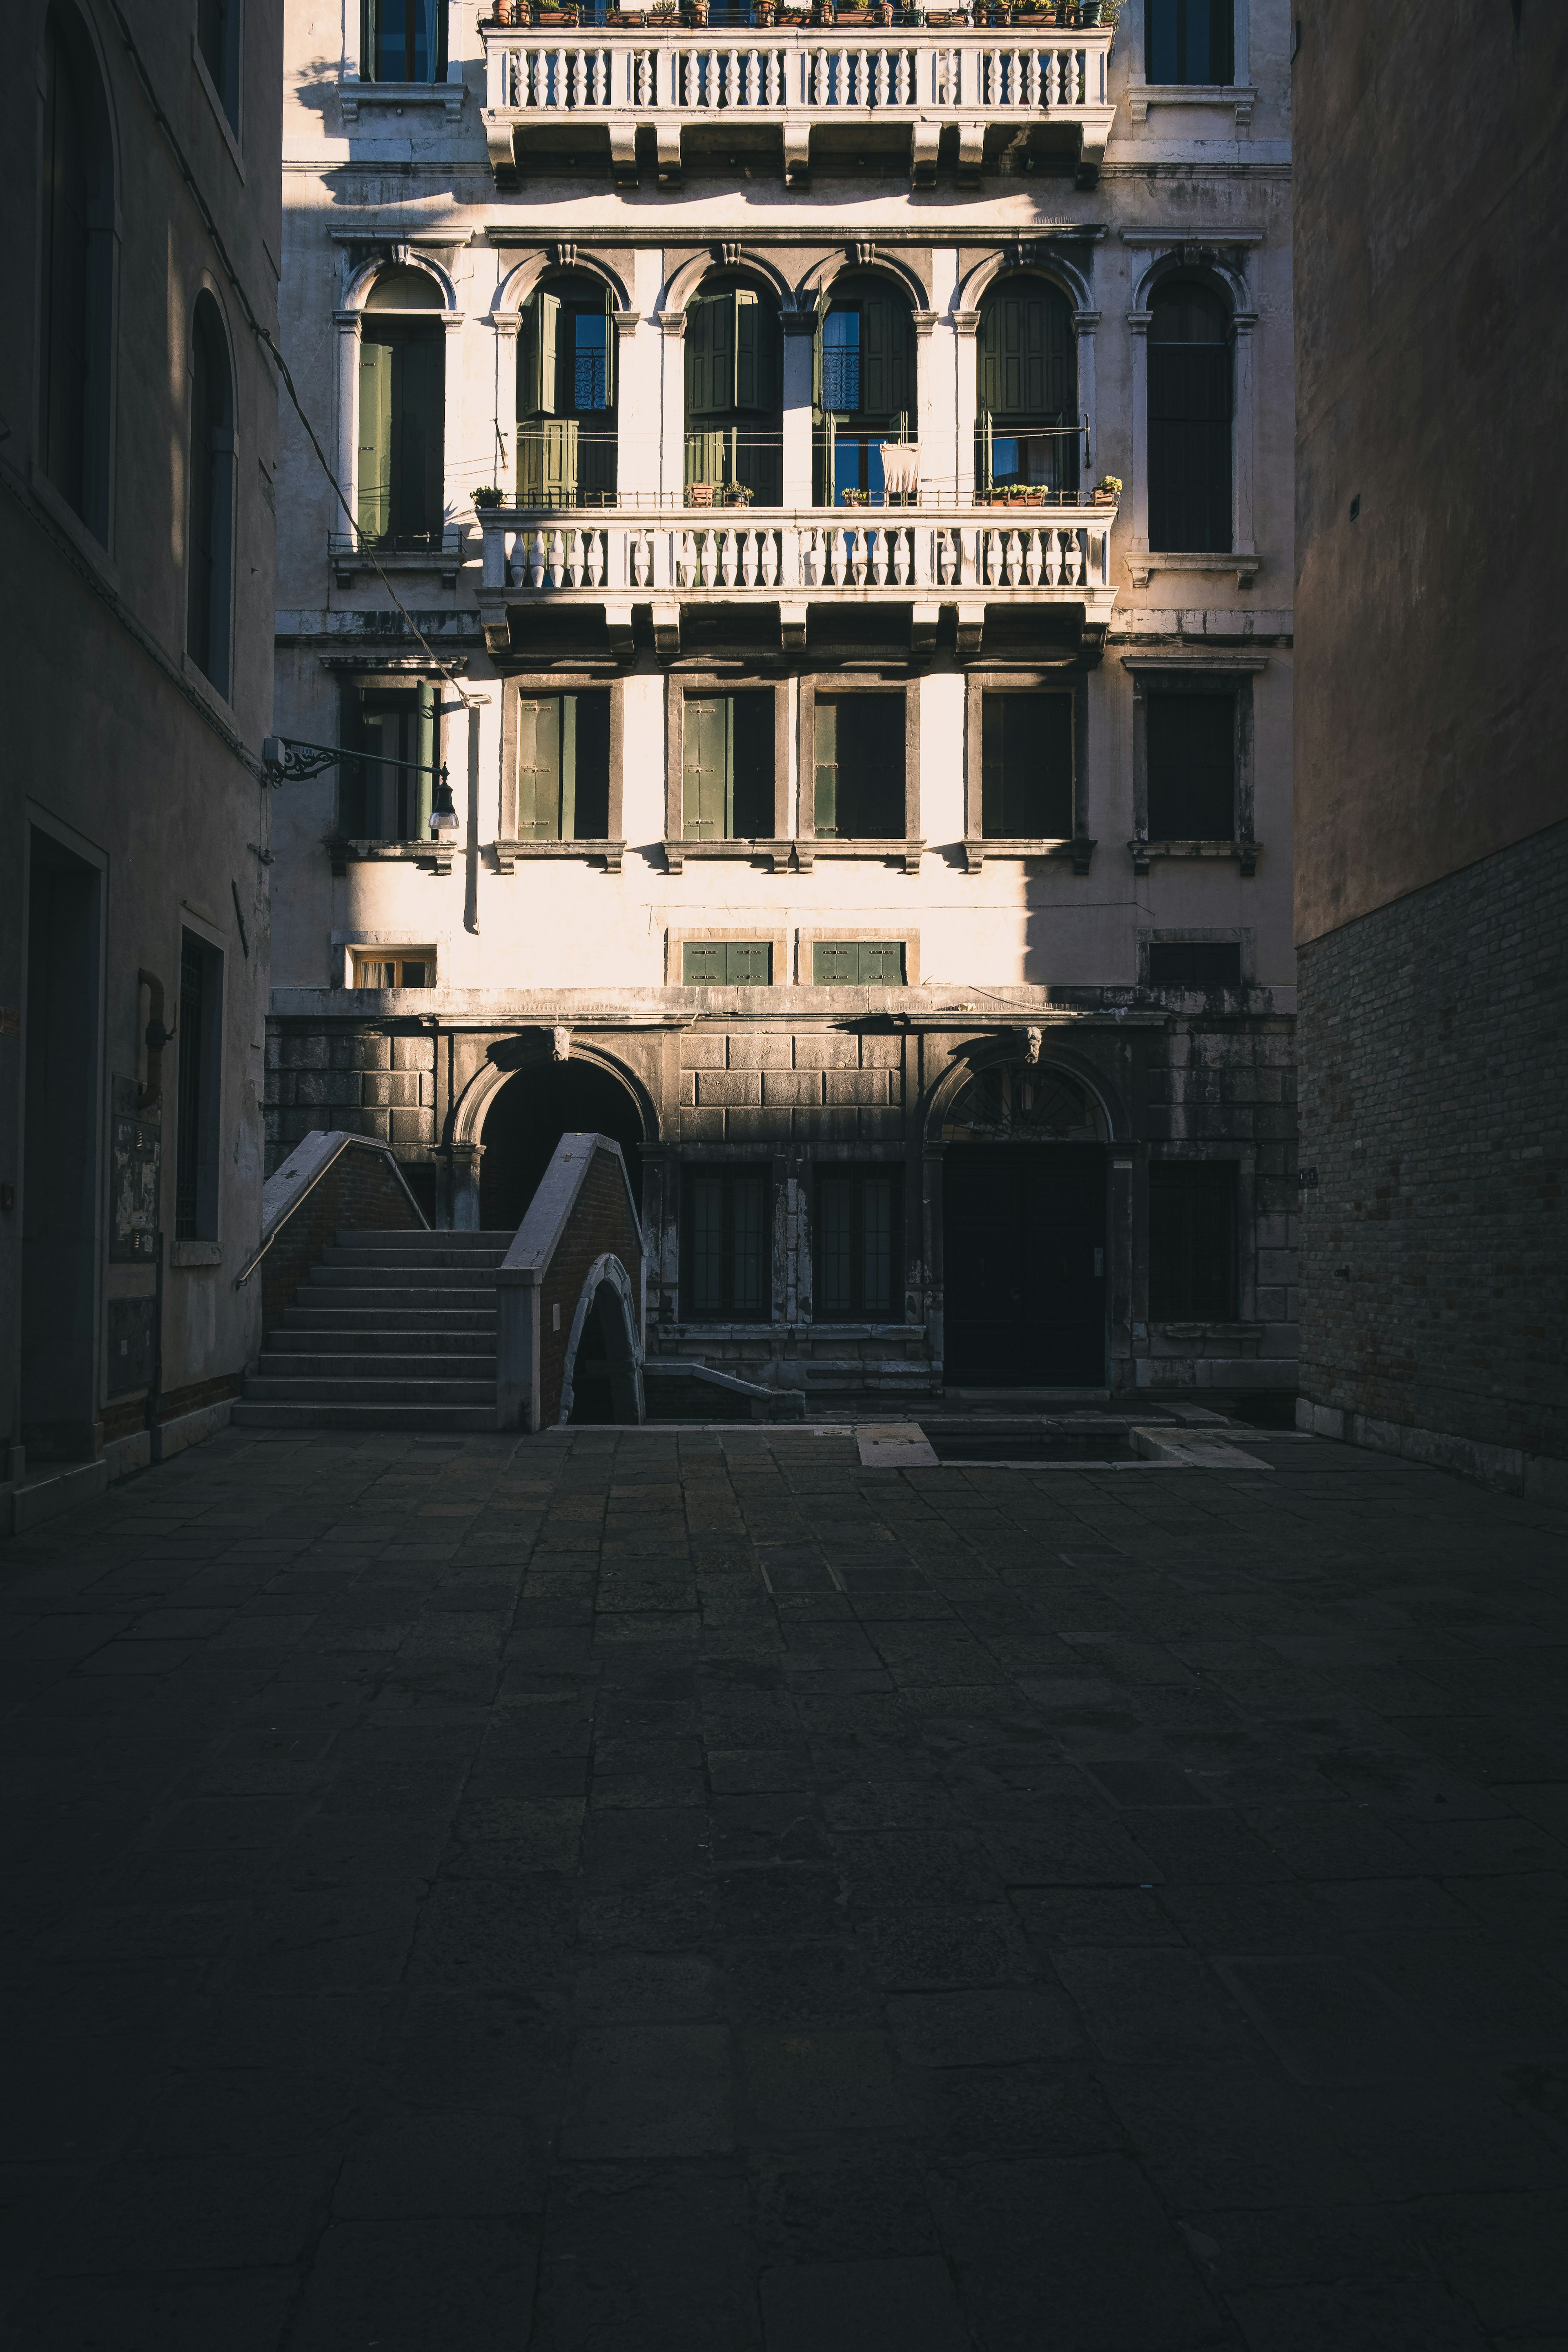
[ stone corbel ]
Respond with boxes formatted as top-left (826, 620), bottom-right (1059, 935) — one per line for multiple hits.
top-left (911, 311), bottom-right (938, 340)
top-left (910, 117), bottom-right (939, 188)
top-left (784, 122), bottom-right (811, 187)
top-left (485, 116), bottom-right (519, 182)
top-left (657, 124), bottom-right (682, 187)
top-left (954, 603), bottom-right (986, 659)
top-left (910, 604), bottom-right (939, 659)
top-left (1070, 836), bottom-right (1096, 877)
top-left (657, 310), bottom-right (688, 339)
top-left (603, 602), bottom-right (636, 664)
top-left (901, 841), bottom-right (925, 877)
top-left (610, 123), bottom-right (639, 187)
top-left (479, 607), bottom-right (512, 658)
top-left (957, 120), bottom-right (985, 189)
top-left (651, 604), bottom-right (680, 663)
top-left (952, 308), bottom-right (982, 340)
top-left (779, 605), bottom-right (808, 656)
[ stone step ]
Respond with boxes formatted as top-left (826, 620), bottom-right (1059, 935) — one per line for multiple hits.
top-left (281, 1306), bottom-right (497, 1331)
top-left (231, 1401), bottom-right (500, 1432)
top-left (321, 1245), bottom-right (509, 1272)
top-left (258, 1352), bottom-right (499, 1381)
top-left (266, 1329), bottom-right (497, 1356)
top-left (306, 1266), bottom-right (501, 1291)
top-left (243, 1375), bottom-right (498, 1406)
top-left (295, 1285), bottom-right (502, 1312)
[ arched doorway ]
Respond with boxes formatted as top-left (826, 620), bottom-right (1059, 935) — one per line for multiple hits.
top-left (941, 1062), bottom-right (1107, 1385)
top-left (477, 1057), bottom-right (645, 1232)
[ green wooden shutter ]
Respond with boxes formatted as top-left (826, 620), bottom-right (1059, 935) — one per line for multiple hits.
top-left (981, 693), bottom-right (1005, 837)
top-left (519, 418), bottom-right (577, 505)
top-left (520, 290), bottom-right (558, 417)
top-left (685, 428), bottom-right (729, 492)
top-left (811, 940), bottom-right (904, 984)
top-left (559, 693), bottom-right (578, 841)
top-left (734, 289), bottom-right (775, 412)
top-left (862, 297), bottom-right (911, 419)
top-left (515, 696), bottom-right (561, 839)
top-left (981, 409), bottom-right (994, 499)
top-left (977, 303), bottom-right (1000, 418)
top-left (416, 680), bottom-right (435, 838)
top-left (684, 695), bottom-right (731, 840)
top-left (685, 293), bottom-right (719, 416)
top-left (813, 695), bottom-right (838, 836)
top-left (682, 940), bottom-right (771, 983)
top-left (357, 337), bottom-right (392, 538)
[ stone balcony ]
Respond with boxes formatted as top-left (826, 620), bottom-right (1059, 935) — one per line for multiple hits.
top-left (481, 21), bottom-right (1114, 186)
top-left (475, 499), bottom-right (1119, 657)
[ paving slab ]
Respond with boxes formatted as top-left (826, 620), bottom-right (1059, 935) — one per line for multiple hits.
top-left (1, 1424), bottom-right (1565, 2348)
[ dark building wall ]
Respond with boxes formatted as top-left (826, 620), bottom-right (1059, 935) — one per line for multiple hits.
top-left (1293, 1), bottom-right (1568, 1489)
top-left (1297, 826), bottom-right (1566, 1482)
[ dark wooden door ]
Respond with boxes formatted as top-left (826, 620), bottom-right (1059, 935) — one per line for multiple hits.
top-left (943, 1147), bottom-right (1105, 1384)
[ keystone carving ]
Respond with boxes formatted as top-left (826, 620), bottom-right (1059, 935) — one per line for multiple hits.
top-left (1021, 1025), bottom-right (1043, 1065)
top-left (552, 1026), bottom-right (572, 1063)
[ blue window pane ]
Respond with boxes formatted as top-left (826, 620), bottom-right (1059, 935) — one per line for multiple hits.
top-left (991, 435), bottom-right (1020, 481)
top-left (822, 310), bottom-right (860, 411)
top-left (574, 313), bottom-right (608, 411)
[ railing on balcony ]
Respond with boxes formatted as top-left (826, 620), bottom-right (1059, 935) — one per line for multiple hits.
top-left (477, 502), bottom-right (1117, 597)
top-left (481, 20), bottom-right (1114, 180)
top-left (487, 31), bottom-right (1103, 108)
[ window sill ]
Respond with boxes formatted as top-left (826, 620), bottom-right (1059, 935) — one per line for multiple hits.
top-left (796, 838), bottom-right (924, 876)
top-left (1130, 838), bottom-right (1259, 877)
top-left (1127, 549), bottom-right (1260, 591)
top-left (327, 837), bottom-right (453, 876)
top-left (171, 1240), bottom-right (223, 1269)
top-left (493, 838), bottom-right (625, 872)
top-left (1150, 1321), bottom-right (1266, 1342)
top-left (664, 838), bottom-right (793, 875)
top-left (1128, 83), bottom-right (1256, 129)
top-left (339, 76), bottom-right (466, 125)
top-left (190, 34), bottom-right (245, 180)
top-left (963, 836), bottom-right (1094, 875)
top-left (179, 650), bottom-right (238, 732)
top-left (28, 462), bottom-right (118, 589)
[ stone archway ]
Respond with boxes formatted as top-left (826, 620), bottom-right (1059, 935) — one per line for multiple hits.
top-left (561, 1253), bottom-right (644, 1426)
top-left (477, 1057), bottom-right (645, 1232)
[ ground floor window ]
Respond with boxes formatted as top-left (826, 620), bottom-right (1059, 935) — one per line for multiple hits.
top-left (681, 1164), bottom-right (772, 1320)
top-left (176, 930), bottom-right (224, 1241)
top-left (681, 940), bottom-right (772, 984)
top-left (351, 949), bottom-right (433, 989)
top-left (814, 1165), bottom-right (900, 1319)
top-left (1148, 1159), bottom-right (1237, 1319)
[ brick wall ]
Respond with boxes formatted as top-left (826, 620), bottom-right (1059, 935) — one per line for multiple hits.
top-left (1298, 822), bottom-right (1568, 1472)
top-left (259, 1145), bottom-right (424, 1335)
top-left (265, 1027), bottom-right (436, 1175)
top-left (538, 1149), bottom-right (644, 1425)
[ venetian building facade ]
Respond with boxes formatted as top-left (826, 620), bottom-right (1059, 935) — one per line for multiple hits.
top-left (270, 0), bottom-right (1296, 1405)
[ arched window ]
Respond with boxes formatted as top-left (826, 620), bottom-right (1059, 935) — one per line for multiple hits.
top-left (517, 274), bottom-right (616, 507)
top-left (359, 267), bottom-right (445, 545)
top-left (976, 276), bottom-right (1078, 499)
top-left (813, 274), bottom-right (914, 506)
top-left (684, 274), bottom-right (781, 508)
top-left (39, 6), bottom-right (114, 539)
top-left (187, 295), bottom-right (235, 697)
top-left (1147, 278), bottom-right (1232, 553)
top-left (363, 0), bottom-right (447, 83)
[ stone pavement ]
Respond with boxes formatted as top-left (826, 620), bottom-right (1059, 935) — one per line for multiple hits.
top-left (2, 1426), bottom-right (1567, 2352)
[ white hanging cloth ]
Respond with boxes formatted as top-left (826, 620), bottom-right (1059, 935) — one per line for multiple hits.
top-left (879, 442), bottom-right (921, 498)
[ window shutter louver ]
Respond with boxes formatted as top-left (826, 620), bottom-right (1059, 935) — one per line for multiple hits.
top-left (684, 696), bottom-right (730, 840)
top-left (357, 338), bottom-right (392, 538)
top-left (521, 290), bottom-right (559, 417)
top-left (516, 696), bottom-right (562, 839)
top-left (981, 693), bottom-right (1004, 837)
top-left (813, 695), bottom-right (838, 836)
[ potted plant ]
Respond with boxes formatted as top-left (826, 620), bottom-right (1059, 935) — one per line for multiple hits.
top-left (840, 486), bottom-right (869, 506)
top-left (530, 0), bottom-right (579, 23)
top-left (687, 483), bottom-right (716, 507)
top-left (1092, 474), bottom-right (1122, 505)
top-left (753, 0), bottom-right (778, 21)
top-left (900, 5), bottom-right (925, 20)
top-left (682, 0), bottom-right (709, 21)
top-left (873, 0), bottom-right (895, 20)
top-left (720, 482), bottom-right (755, 506)
top-left (472, 485), bottom-right (506, 510)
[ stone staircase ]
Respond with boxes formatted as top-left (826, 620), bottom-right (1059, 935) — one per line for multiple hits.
top-left (230, 1229), bottom-right (513, 1432)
